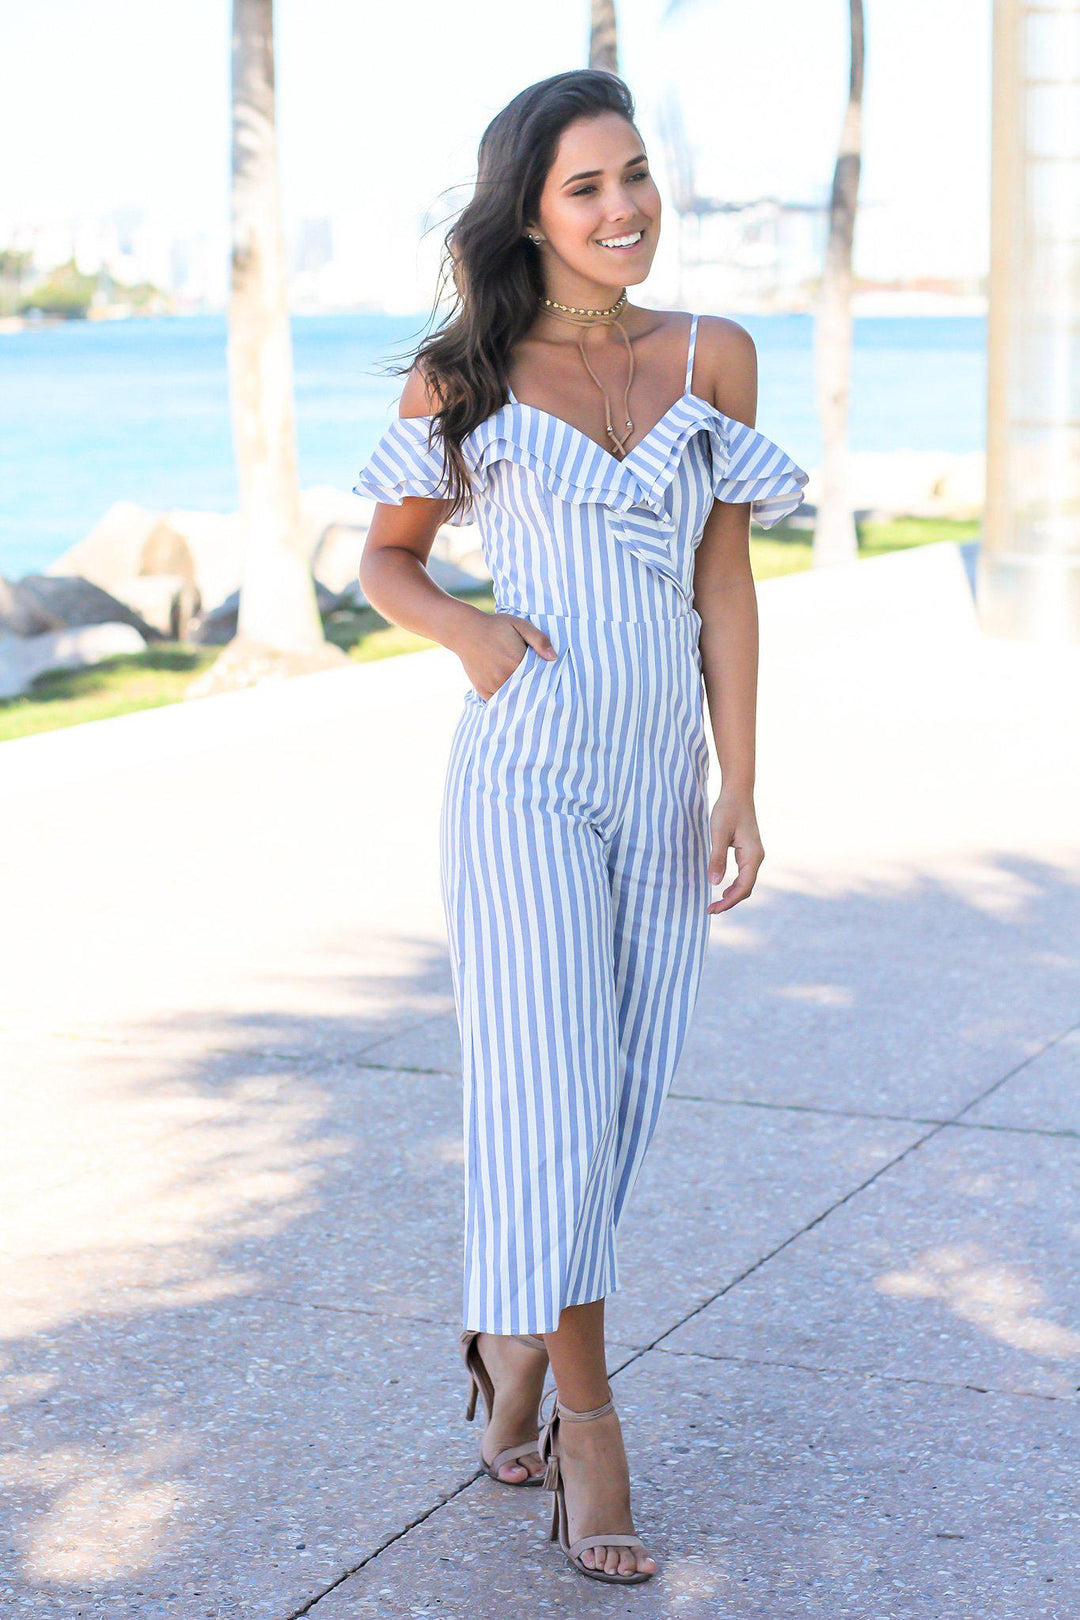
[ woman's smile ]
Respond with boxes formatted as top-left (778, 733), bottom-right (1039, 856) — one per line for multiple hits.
top-left (595, 228), bottom-right (645, 253)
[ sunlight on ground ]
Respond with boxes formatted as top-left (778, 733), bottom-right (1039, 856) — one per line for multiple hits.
top-left (877, 1244), bottom-right (1080, 1358)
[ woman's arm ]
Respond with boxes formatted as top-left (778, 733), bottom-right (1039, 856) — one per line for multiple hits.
top-left (358, 367), bottom-right (556, 697)
top-left (358, 365), bottom-right (482, 655)
top-left (692, 316), bottom-right (766, 914)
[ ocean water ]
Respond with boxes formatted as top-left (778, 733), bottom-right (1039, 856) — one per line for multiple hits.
top-left (1, 311), bottom-right (986, 580)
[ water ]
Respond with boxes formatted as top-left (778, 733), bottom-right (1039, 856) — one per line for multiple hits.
top-left (1, 311), bottom-right (986, 580)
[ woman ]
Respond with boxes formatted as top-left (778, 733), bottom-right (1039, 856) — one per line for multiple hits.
top-left (354, 69), bottom-right (807, 1587)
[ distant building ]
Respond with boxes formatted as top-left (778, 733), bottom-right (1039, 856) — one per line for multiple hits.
top-left (672, 193), bottom-right (831, 309)
top-left (293, 217), bottom-right (334, 276)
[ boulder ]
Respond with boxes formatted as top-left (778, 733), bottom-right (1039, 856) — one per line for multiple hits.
top-left (115, 573), bottom-right (202, 640)
top-left (0, 623), bottom-right (146, 700)
top-left (46, 502), bottom-right (196, 594)
top-left (0, 577), bottom-right (65, 636)
top-left (311, 523), bottom-right (364, 594)
top-left (11, 575), bottom-right (164, 641)
top-left (160, 509), bottom-right (246, 615)
top-left (188, 579), bottom-right (340, 645)
top-left (299, 485), bottom-right (372, 560)
top-left (332, 554), bottom-right (490, 614)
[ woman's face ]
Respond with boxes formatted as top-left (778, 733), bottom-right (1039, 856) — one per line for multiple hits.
top-left (528, 112), bottom-right (661, 296)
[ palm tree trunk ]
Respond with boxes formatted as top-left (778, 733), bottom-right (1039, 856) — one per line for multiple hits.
top-left (812, 0), bottom-right (864, 566)
top-left (228, 0), bottom-right (324, 651)
top-left (589, 0), bottom-right (619, 72)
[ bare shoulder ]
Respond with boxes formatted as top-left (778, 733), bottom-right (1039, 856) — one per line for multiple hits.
top-left (694, 315), bottom-right (758, 426)
top-left (398, 361), bottom-right (443, 420)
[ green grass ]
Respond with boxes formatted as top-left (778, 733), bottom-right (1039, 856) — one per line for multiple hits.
top-left (751, 514), bottom-right (979, 579)
top-left (0, 645), bottom-right (220, 742)
top-left (0, 516), bottom-right (979, 744)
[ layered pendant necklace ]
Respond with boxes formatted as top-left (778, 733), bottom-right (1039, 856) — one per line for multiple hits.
top-left (538, 289), bottom-right (636, 458)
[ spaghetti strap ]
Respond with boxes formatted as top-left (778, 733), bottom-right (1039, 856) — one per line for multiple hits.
top-left (684, 313), bottom-right (699, 393)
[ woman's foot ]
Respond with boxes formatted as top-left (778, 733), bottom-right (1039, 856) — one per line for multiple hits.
top-left (557, 1402), bottom-right (656, 1578)
top-left (475, 1332), bottom-right (549, 1483)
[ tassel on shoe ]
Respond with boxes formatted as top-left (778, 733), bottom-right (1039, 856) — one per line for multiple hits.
top-left (542, 1450), bottom-right (560, 1493)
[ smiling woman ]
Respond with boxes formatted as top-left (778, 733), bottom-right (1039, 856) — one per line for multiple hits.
top-left (352, 67), bottom-right (806, 1589)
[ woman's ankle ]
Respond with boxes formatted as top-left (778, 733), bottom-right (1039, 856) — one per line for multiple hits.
top-left (554, 1383), bottom-right (612, 1414)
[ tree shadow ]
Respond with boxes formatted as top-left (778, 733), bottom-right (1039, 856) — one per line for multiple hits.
top-left (3, 848), bottom-right (1078, 1609)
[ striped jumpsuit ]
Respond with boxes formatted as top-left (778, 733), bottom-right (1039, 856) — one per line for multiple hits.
top-left (354, 313), bottom-right (808, 1334)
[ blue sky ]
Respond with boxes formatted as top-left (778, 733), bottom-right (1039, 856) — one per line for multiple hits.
top-left (5, 0), bottom-right (990, 300)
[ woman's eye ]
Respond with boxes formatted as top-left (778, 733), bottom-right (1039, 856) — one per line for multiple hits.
top-left (573, 171), bottom-right (649, 197)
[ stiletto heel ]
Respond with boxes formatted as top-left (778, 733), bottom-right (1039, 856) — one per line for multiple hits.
top-left (537, 1385), bottom-right (655, 1584)
top-left (457, 1328), bottom-right (548, 1486)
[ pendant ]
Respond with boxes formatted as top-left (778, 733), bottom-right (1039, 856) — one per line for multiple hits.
top-left (607, 422), bottom-right (633, 456)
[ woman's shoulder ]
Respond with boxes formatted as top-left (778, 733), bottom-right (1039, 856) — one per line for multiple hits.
top-left (397, 362), bottom-right (443, 420)
top-left (689, 313), bottom-right (757, 423)
top-left (653, 306), bottom-right (754, 348)
top-left (688, 312), bottom-right (756, 371)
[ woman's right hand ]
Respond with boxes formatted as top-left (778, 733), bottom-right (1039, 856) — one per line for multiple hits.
top-left (456, 611), bottom-right (558, 702)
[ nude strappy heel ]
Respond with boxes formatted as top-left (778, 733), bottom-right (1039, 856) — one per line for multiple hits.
top-left (458, 1328), bottom-right (548, 1486)
top-left (537, 1385), bottom-right (655, 1584)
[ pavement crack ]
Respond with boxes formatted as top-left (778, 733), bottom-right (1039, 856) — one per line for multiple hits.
top-left (279, 1472), bottom-right (484, 1617)
top-left (646, 1343), bottom-right (1074, 1404)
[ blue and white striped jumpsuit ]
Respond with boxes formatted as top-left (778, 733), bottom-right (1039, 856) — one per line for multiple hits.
top-left (355, 313), bottom-right (808, 1334)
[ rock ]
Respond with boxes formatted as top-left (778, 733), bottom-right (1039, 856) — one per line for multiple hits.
top-left (139, 522), bottom-right (198, 582)
top-left (0, 623), bottom-right (146, 700)
top-left (11, 575), bottom-right (164, 641)
top-left (0, 577), bottom-right (65, 636)
top-left (161, 509), bottom-right (246, 615)
top-left (46, 502), bottom-right (196, 594)
top-left (299, 485), bottom-right (372, 560)
top-left (169, 494), bottom-right (379, 615)
top-left (187, 580), bottom-right (339, 646)
top-left (430, 553), bottom-right (493, 593)
top-left (114, 574), bottom-right (202, 640)
top-left (332, 554), bottom-right (489, 614)
top-left (311, 522), bottom-right (364, 595)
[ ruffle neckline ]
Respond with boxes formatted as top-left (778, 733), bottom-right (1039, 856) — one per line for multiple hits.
top-left (354, 394), bottom-right (808, 602)
top-left (464, 390), bottom-right (807, 527)
top-left (460, 393), bottom-right (807, 603)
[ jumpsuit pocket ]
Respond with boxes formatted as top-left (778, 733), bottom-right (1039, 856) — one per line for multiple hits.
top-left (469, 641), bottom-right (536, 708)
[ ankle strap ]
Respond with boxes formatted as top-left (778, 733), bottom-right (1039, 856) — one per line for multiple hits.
top-left (557, 1395), bottom-right (614, 1421)
top-left (538, 1384), bottom-right (615, 1430)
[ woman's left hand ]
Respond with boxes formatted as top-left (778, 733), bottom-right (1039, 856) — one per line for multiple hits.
top-left (706, 791), bottom-right (764, 914)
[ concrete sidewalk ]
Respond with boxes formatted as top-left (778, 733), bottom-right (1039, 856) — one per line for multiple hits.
top-left (2, 540), bottom-right (1077, 1618)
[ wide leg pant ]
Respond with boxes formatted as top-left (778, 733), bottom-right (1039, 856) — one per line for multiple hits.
top-left (439, 608), bottom-right (712, 1335)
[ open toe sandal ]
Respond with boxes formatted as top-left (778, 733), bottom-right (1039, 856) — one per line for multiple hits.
top-left (458, 1328), bottom-right (548, 1486)
top-left (537, 1385), bottom-right (655, 1584)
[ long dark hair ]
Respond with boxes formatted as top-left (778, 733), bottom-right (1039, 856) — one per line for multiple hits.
top-left (387, 69), bottom-right (639, 523)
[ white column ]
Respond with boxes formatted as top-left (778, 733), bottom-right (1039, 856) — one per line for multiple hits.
top-left (978, 0), bottom-right (1080, 643)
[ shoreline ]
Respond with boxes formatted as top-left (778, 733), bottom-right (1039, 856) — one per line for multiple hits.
top-left (0, 293), bottom-right (988, 336)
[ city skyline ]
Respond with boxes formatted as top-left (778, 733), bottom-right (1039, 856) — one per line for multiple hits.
top-left (5, 0), bottom-right (991, 313)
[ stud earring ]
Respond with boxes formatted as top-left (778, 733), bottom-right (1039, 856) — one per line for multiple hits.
top-left (527, 233), bottom-right (543, 243)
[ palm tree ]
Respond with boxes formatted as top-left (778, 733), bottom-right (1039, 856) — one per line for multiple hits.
top-left (590, 0), bottom-right (619, 71)
top-left (812, 0), bottom-right (865, 566)
top-left (204, 0), bottom-right (341, 691)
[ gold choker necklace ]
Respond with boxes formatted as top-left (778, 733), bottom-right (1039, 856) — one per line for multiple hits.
top-left (540, 290), bottom-right (628, 319)
top-left (538, 291), bottom-right (635, 456)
